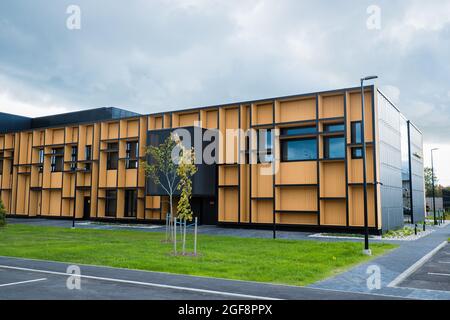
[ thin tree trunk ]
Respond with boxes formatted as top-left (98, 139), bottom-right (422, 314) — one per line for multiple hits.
top-left (165, 212), bottom-right (169, 241)
top-left (169, 193), bottom-right (173, 241)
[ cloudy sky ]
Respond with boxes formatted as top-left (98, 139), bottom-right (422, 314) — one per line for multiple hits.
top-left (0, 0), bottom-right (449, 184)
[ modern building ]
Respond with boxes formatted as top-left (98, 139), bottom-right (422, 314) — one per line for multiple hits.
top-left (425, 197), bottom-right (444, 212)
top-left (0, 85), bottom-right (425, 233)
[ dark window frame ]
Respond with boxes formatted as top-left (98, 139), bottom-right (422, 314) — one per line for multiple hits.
top-left (125, 141), bottom-right (139, 169)
top-left (257, 129), bottom-right (273, 163)
top-left (124, 189), bottom-right (137, 218)
top-left (280, 125), bottom-right (317, 136)
top-left (244, 135), bottom-right (250, 164)
top-left (84, 145), bottom-right (92, 172)
top-left (85, 145), bottom-right (92, 160)
top-left (281, 137), bottom-right (317, 162)
top-left (323, 123), bottom-right (345, 133)
top-left (50, 148), bottom-right (64, 172)
top-left (10, 152), bottom-right (14, 174)
top-left (323, 135), bottom-right (345, 159)
top-left (106, 143), bottom-right (119, 170)
top-left (105, 190), bottom-right (117, 217)
top-left (70, 146), bottom-right (78, 171)
top-left (351, 147), bottom-right (363, 159)
top-left (351, 121), bottom-right (363, 144)
top-left (38, 148), bottom-right (44, 173)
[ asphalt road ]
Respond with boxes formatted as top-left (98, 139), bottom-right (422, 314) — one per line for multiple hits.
top-left (398, 243), bottom-right (450, 292)
top-left (0, 256), bottom-right (401, 300)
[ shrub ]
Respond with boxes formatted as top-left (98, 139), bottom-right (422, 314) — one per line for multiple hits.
top-left (383, 226), bottom-right (415, 238)
top-left (0, 199), bottom-right (6, 227)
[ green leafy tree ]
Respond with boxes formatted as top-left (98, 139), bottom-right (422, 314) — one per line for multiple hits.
top-left (176, 143), bottom-right (197, 254)
top-left (141, 134), bottom-right (179, 241)
top-left (0, 199), bottom-right (6, 228)
top-left (424, 167), bottom-right (442, 197)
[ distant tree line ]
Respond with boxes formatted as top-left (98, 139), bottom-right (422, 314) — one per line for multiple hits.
top-left (424, 167), bottom-right (450, 197)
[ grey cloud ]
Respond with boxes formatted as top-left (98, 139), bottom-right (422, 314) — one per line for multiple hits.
top-left (0, 0), bottom-right (449, 143)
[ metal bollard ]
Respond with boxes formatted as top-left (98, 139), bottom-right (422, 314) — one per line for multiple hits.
top-left (174, 217), bottom-right (177, 254)
top-left (423, 221), bottom-right (426, 231)
top-left (414, 224), bottom-right (417, 235)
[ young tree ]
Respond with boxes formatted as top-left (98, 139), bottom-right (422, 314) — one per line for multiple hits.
top-left (0, 199), bottom-right (6, 228)
top-left (424, 167), bottom-right (442, 197)
top-left (141, 134), bottom-right (179, 241)
top-left (176, 142), bottom-right (197, 255)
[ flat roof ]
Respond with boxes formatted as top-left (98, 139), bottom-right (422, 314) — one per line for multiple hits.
top-left (0, 84), bottom-right (421, 134)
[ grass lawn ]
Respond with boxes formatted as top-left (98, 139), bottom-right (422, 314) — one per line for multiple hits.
top-left (0, 224), bottom-right (397, 286)
top-left (426, 213), bottom-right (449, 220)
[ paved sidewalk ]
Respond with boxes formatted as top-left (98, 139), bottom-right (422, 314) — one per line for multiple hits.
top-left (309, 223), bottom-right (450, 299)
top-left (7, 218), bottom-right (397, 243)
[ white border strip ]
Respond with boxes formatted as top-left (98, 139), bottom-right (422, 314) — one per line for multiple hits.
top-left (428, 272), bottom-right (450, 277)
top-left (0, 265), bottom-right (280, 300)
top-left (388, 241), bottom-right (448, 288)
top-left (0, 278), bottom-right (47, 288)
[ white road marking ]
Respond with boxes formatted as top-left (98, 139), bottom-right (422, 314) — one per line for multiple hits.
top-left (428, 272), bottom-right (450, 277)
top-left (438, 261), bottom-right (450, 264)
top-left (0, 265), bottom-right (280, 300)
top-left (0, 278), bottom-right (47, 288)
top-left (388, 241), bottom-right (448, 288)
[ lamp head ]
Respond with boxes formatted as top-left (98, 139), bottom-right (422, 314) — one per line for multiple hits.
top-left (361, 76), bottom-right (378, 81)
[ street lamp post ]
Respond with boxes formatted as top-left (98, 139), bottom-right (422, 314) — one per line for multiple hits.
top-left (431, 148), bottom-right (439, 225)
top-left (360, 75), bottom-right (377, 256)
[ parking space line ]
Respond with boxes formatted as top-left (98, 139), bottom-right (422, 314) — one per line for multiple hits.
top-left (0, 278), bottom-right (47, 288)
top-left (428, 272), bottom-right (450, 277)
top-left (388, 241), bottom-right (448, 288)
top-left (0, 265), bottom-right (280, 300)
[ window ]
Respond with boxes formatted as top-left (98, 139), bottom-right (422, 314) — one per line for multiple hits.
top-left (85, 145), bottom-right (92, 160)
top-left (257, 129), bottom-right (273, 163)
top-left (323, 123), bottom-right (344, 132)
top-left (51, 148), bottom-right (64, 172)
top-left (107, 143), bottom-right (118, 170)
top-left (324, 136), bottom-right (345, 159)
top-left (84, 145), bottom-right (92, 171)
top-left (70, 146), bottom-right (78, 171)
top-left (124, 189), bottom-right (137, 218)
top-left (10, 152), bottom-right (14, 174)
top-left (352, 147), bottom-right (363, 159)
top-left (350, 121), bottom-right (363, 159)
top-left (0, 153), bottom-right (3, 175)
top-left (38, 148), bottom-right (44, 172)
top-left (281, 125), bottom-right (317, 136)
top-left (244, 135), bottom-right (250, 164)
top-left (105, 190), bottom-right (117, 217)
top-left (125, 141), bottom-right (139, 169)
top-left (281, 138), bottom-right (317, 161)
top-left (351, 121), bottom-right (362, 144)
